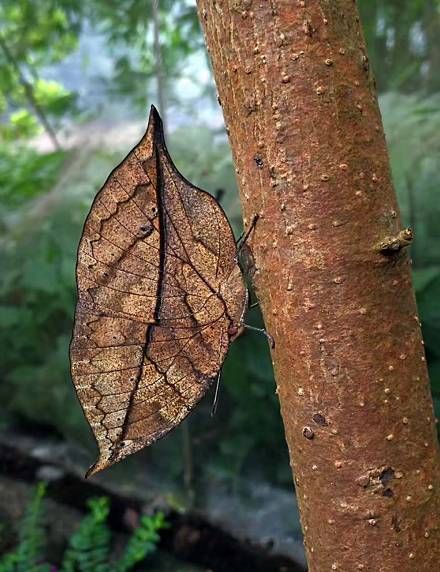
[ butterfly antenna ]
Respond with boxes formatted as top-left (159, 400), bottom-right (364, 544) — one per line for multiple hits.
top-left (243, 323), bottom-right (275, 348)
top-left (211, 370), bottom-right (222, 417)
top-left (237, 213), bottom-right (259, 252)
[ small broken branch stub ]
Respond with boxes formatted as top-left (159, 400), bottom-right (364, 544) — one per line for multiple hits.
top-left (377, 228), bottom-right (414, 254)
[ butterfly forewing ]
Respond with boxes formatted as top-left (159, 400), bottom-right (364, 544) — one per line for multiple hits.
top-left (70, 107), bottom-right (247, 476)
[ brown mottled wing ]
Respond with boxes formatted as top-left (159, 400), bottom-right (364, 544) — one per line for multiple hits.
top-left (70, 107), bottom-right (247, 476)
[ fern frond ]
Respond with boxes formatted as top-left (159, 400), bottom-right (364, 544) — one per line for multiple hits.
top-left (0, 553), bottom-right (19, 572)
top-left (16, 482), bottom-right (49, 572)
top-left (60, 497), bottom-right (111, 572)
top-left (114, 512), bottom-right (169, 572)
top-left (0, 482), bottom-right (49, 572)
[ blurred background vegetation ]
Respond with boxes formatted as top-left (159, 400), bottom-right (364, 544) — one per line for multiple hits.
top-left (1, 0), bottom-right (440, 568)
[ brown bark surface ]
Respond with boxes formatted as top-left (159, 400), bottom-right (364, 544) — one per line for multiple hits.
top-left (196, 1), bottom-right (440, 570)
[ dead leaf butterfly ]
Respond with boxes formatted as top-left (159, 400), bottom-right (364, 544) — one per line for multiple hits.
top-left (70, 106), bottom-right (270, 476)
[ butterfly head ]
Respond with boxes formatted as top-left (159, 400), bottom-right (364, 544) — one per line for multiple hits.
top-left (228, 323), bottom-right (245, 341)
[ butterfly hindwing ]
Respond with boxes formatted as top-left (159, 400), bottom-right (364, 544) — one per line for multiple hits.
top-left (70, 107), bottom-right (247, 476)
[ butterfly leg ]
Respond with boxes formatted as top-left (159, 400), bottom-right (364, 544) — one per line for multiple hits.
top-left (237, 213), bottom-right (259, 252)
top-left (210, 369), bottom-right (222, 417)
top-left (243, 323), bottom-right (275, 348)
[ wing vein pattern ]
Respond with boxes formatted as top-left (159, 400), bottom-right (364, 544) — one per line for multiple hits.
top-left (70, 108), bottom-right (247, 476)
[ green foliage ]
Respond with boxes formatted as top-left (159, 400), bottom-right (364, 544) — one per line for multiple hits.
top-left (0, 482), bottom-right (49, 572)
top-left (359, 0), bottom-right (440, 93)
top-left (0, 146), bottom-right (112, 444)
top-left (33, 80), bottom-right (77, 118)
top-left (89, 1), bottom-right (202, 110)
top-left (381, 92), bottom-right (440, 266)
top-left (0, 485), bottom-right (167, 572)
top-left (60, 497), bottom-right (111, 572)
top-left (2, 110), bottom-right (42, 141)
top-left (114, 513), bottom-right (169, 572)
top-left (0, 2), bottom-right (81, 63)
top-left (0, 146), bottom-right (66, 208)
top-left (0, 1), bottom-right (82, 142)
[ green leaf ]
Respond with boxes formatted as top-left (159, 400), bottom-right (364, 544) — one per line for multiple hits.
top-left (33, 79), bottom-right (76, 117)
top-left (2, 109), bottom-right (41, 140)
top-left (60, 497), bottom-right (111, 572)
top-left (0, 145), bottom-right (66, 207)
top-left (114, 512), bottom-right (169, 572)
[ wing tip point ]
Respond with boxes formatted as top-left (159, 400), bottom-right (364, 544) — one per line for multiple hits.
top-left (146, 104), bottom-right (165, 147)
top-left (85, 456), bottom-right (108, 479)
top-left (148, 104), bottom-right (162, 127)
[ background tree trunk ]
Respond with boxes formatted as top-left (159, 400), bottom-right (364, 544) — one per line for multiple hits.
top-left (152, 0), bottom-right (167, 129)
top-left (196, 1), bottom-right (440, 570)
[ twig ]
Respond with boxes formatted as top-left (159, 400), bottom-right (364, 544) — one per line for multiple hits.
top-left (0, 34), bottom-right (62, 151)
top-left (377, 228), bottom-right (414, 254)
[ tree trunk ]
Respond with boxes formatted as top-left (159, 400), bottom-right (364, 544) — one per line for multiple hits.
top-left (196, 1), bottom-right (440, 570)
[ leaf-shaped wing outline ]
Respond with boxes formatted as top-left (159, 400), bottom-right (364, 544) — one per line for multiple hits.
top-left (70, 107), bottom-right (247, 476)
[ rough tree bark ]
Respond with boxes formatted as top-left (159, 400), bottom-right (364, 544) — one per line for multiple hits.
top-left (196, 1), bottom-right (440, 570)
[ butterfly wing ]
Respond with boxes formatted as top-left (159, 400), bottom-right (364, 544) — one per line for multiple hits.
top-left (70, 108), bottom-right (247, 476)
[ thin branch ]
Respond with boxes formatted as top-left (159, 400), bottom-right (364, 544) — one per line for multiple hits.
top-left (377, 228), bottom-right (414, 254)
top-left (152, 0), bottom-right (167, 132)
top-left (0, 34), bottom-right (62, 151)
